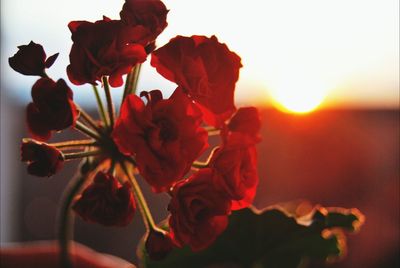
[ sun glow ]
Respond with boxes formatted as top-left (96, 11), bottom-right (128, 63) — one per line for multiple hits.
top-left (268, 71), bottom-right (332, 114)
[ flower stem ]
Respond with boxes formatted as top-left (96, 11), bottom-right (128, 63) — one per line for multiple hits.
top-left (130, 64), bottom-right (142, 95)
top-left (91, 85), bottom-right (109, 126)
top-left (102, 76), bottom-right (115, 130)
top-left (76, 105), bottom-right (103, 134)
top-left (207, 130), bottom-right (220, 136)
top-left (120, 161), bottom-right (156, 230)
top-left (192, 147), bottom-right (220, 168)
top-left (122, 67), bottom-right (135, 101)
top-left (204, 126), bottom-right (218, 131)
top-left (192, 161), bottom-right (209, 168)
top-left (42, 71), bottom-right (49, 78)
top-left (57, 171), bottom-right (88, 268)
top-left (64, 149), bottom-right (102, 160)
top-left (50, 139), bottom-right (97, 149)
top-left (75, 121), bottom-right (101, 140)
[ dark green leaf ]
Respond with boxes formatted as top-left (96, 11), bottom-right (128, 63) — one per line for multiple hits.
top-left (138, 203), bottom-right (364, 268)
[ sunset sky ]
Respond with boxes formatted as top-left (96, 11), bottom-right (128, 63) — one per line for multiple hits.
top-left (1, 0), bottom-right (399, 112)
top-left (0, 2), bottom-right (398, 264)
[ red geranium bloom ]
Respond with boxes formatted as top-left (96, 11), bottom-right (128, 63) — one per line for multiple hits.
top-left (145, 229), bottom-right (174, 260)
top-left (9, 41), bottom-right (58, 77)
top-left (112, 88), bottom-right (208, 192)
top-left (21, 140), bottom-right (64, 177)
top-left (223, 106), bottom-right (262, 146)
top-left (26, 78), bottom-right (78, 141)
top-left (168, 168), bottom-right (231, 251)
top-left (228, 107), bottom-right (261, 140)
top-left (67, 17), bottom-right (147, 87)
top-left (209, 145), bottom-right (258, 210)
top-left (151, 35), bottom-right (242, 127)
top-left (120, 0), bottom-right (169, 49)
top-left (209, 107), bottom-right (261, 210)
top-left (73, 172), bottom-right (135, 227)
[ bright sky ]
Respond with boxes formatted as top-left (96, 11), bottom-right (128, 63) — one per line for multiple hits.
top-left (1, 0), bottom-right (399, 111)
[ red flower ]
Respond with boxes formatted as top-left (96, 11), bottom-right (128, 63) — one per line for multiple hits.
top-left (73, 172), bottom-right (135, 227)
top-left (26, 78), bottom-right (78, 141)
top-left (67, 17), bottom-right (147, 87)
top-left (222, 107), bottom-right (262, 147)
top-left (112, 88), bottom-right (208, 192)
top-left (21, 140), bottom-right (64, 177)
top-left (228, 107), bottom-right (260, 133)
top-left (145, 229), bottom-right (174, 260)
top-left (168, 168), bottom-right (231, 251)
top-left (120, 0), bottom-right (168, 49)
top-left (151, 35), bottom-right (242, 127)
top-left (209, 145), bottom-right (258, 210)
top-left (209, 107), bottom-right (261, 210)
top-left (9, 41), bottom-right (59, 77)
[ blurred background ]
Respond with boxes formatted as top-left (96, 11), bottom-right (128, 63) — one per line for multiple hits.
top-left (1, 0), bottom-right (399, 267)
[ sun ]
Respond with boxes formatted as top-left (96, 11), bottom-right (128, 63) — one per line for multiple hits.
top-left (268, 73), bottom-right (331, 114)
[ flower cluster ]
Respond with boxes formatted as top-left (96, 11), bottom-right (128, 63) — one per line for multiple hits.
top-left (11, 0), bottom-right (261, 260)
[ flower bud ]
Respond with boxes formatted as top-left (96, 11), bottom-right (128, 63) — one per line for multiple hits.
top-left (119, 0), bottom-right (169, 47)
top-left (21, 139), bottom-right (64, 177)
top-left (26, 78), bottom-right (78, 141)
top-left (145, 229), bottom-right (174, 260)
top-left (9, 41), bottom-right (58, 76)
top-left (228, 107), bottom-right (261, 138)
top-left (73, 172), bottom-right (136, 226)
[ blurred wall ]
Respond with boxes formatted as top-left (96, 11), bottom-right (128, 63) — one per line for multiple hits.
top-left (1, 104), bottom-right (398, 267)
top-left (255, 109), bottom-right (399, 268)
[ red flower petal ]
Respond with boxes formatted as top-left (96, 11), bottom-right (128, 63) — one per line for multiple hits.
top-left (168, 168), bottom-right (231, 251)
top-left (112, 88), bottom-right (208, 192)
top-left (27, 78), bottom-right (78, 141)
top-left (21, 140), bottom-right (64, 177)
top-left (9, 41), bottom-right (48, 76)
top-left (67, 18), bottom-right (146, 87)
top-left (151, 35), bottom-right (242, 127)
top-left (73, 172), bottom-right (136, 226)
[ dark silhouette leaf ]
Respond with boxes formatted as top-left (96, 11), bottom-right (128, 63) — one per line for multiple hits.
top-left (138, 202), bottom-right (364, 268)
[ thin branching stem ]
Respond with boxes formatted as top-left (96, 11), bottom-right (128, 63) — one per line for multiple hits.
top-left (122, 67), bottom-right (135, 101)
top-left (204, 126), bottom-right (219, 132)
top-left (64, 149), bottom-right (102, 160)
top-left (91, 85), bottom-right (109, 126)
top-left (76, 106), bottom-right (103, 134)
top-left (102, 76), bottom-right (115, 130)
top-left (75, 121), bottom-right (101, 140)
top-left (57, 171), bottom-right (87, 268)
top-left (120, 161), bottom-right (156, 230)
top-left (208, 130), bottom-right (220, 136)
top-left (130, 64), bottom-right (142, 96)
top-left (192, 161), bottom-right (209, 168)
top-left (50, 139), bottom-right (96, 148)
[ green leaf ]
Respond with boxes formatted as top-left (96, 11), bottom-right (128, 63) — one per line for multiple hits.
top-left (138, 203), bottom-right (364, 268)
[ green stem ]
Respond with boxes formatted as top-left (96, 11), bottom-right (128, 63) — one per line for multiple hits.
top-left (204, 126), bottom-right (218, 132)
top-left (64, 149), bottom-right (102, 160)
top-left (102, 76), bottom-right (115, 130)
top-left (192, 161), bottom-right (209, 168)
top-left (91, 85), bottom-right (109, 126)
top-left (122, 67), bottom-right (135, 101)
top-left (192, 147), bottom-right (220, 168)
top-left (57, 171), bottom-right (88, 268)
top-left (74, 121), bottom-right (101, 140)
top-left (124, 156), bottom-right (137, 166)
top-left (110, 159), bottom-right (116, 176)
top-left (42, 71), bottom-right (49, 78)
top-left (76, 106), bottom-right (103, 134)
top-left (130, 64), bottom-right (142, 96)
top-left (50, 139), bottom-right (96, 149)
top-left (207, 130), bottom-right (220, 136)
top-left (120, 161), bottom-right (156, 230)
